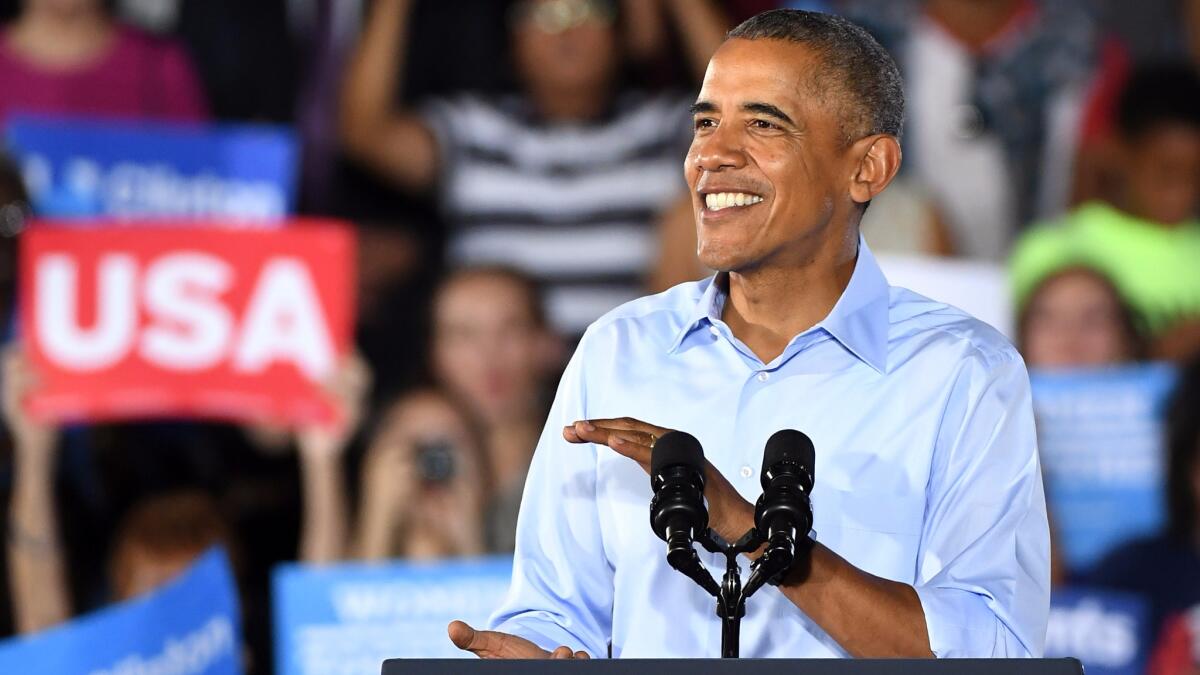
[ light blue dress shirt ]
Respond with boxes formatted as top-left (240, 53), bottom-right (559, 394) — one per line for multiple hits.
top-left (490, 239), bottom-right (1050, 658)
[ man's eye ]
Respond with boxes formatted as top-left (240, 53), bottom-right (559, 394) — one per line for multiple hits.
top-left (751, 119), bottom-right (778, 130)
top-left (694, 118), bottom-right (717, 130)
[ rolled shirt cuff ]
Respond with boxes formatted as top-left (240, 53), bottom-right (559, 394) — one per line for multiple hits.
top-left (914, 584), bottom-right (1034, 658)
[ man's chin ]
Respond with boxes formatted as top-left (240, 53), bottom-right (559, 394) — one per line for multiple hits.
top-left (698, 249), bottom-right (756, 276)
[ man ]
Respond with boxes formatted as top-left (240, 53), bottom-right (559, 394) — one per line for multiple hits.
top-left (449, 9), bottom-right (1050, 659)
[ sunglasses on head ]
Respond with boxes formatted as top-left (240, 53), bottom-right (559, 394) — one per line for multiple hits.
top-left (510, 0), bottom-right (616, 34)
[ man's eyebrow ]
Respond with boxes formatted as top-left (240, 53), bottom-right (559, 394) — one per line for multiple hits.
top-left (689, 101), bottom-right (717, 115)
top-left (742, 102), bottom-right (795, 126)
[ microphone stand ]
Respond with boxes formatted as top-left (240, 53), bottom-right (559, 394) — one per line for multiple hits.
top-left (684, 528), bottom-right (792, 658)
top-left (653, 430), bottom-right (814, 658)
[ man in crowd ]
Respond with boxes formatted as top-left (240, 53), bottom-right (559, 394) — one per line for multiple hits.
top-left (449, 9), bottom-right (1049, 659)
top-left (843, 0), bottom-right (1110, 260)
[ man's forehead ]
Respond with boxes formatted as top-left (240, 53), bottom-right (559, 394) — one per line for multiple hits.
top-left (698, 38), bottom-right (821, 110)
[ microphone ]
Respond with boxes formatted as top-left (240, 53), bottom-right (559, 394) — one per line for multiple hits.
top-left (650, 431), bottom-right (720, 596)
top-left (750, 429), bottom-right (815, 588)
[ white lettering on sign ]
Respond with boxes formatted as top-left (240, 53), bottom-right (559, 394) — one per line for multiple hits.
top-left (37, 253), bottom-right (138, 371)
top-left (330, 580), bottom-right (510, 622)
top-left (33, 252), bottom-right (335, 378)
top-left (86, 615), bottom-right (235, 675)
top-left (24, 154), bottom-right (286, 219)
top-left (141, 253), bottom-right (235, 371)
top-left (1045, 600), bottom-right (1137, 668)
top-left (233, 258), bottom-right (335, 380)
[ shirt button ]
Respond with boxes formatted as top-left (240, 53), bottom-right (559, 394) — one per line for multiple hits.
top-left (756, 371), bottom-right (770, 382)
top-left (740, 465), bottom-right (753, 478)
top-left (708, 326), bottom-right (720, 337)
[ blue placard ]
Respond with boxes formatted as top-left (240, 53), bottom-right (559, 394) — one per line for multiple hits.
top-left (1031, 363), bottom-right (1176, 573)
top-left (1046, 587), bottom-right (1150, 675)
top-left (0, 547), bottom-right (242, 674)
top-left (273, 556), bottom-right (513, 675)
top-left (5, 115), bottom-right (297, 219)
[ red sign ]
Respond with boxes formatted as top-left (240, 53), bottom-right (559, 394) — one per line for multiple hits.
top-left (18, 220), bottom-right (356, 426)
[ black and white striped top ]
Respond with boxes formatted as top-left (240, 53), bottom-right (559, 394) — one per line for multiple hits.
top-left (422, 91), bottom-right (693, 335)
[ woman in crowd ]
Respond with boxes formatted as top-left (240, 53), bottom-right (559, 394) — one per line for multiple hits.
top-left (1016, 266), bottom-right (1144, 586)
top-left (429, 267), bottom-right (559, 551)
top-left (354, 387), bottom-right (491, 560)
top-left (1017, 266), bottom-right (1144, 369)
top-left (0, 0), bottom-right (207, 126)
top-left (339, 0), bottom-right (727, 336)
top-left (296, 380), bottom-right (492, 562)
top-left (298, 266), bottom-right (558, 561)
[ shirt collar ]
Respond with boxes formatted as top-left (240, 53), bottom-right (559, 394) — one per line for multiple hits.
top-left (667, 236), bottom-right (891, 373)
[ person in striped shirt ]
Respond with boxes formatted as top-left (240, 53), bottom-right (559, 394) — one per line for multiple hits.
top-left (339, 0), bottom-right (728, 336)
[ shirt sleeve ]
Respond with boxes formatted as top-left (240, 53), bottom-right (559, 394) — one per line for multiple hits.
top-left (913, 352), bottom-right (1051, 657)
top-left (487, 335), bottom-right (614, 657)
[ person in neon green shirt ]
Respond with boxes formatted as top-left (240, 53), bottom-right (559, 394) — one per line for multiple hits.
top-left (1011, 64), bottom-right (1200, 360)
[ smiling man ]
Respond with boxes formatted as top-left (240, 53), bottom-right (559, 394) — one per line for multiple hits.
top-left (448, 9), bottom-right (1050, 660)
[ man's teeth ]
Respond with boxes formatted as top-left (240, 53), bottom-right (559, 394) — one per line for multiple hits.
top-left (704, 192), bottom-right (764, 211)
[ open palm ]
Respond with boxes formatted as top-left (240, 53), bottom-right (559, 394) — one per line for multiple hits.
top-left (448, 621), bottom-right (590, 659)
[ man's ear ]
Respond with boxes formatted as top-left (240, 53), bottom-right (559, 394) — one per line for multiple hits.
top-left (848, 135), bottom-right (902, 206)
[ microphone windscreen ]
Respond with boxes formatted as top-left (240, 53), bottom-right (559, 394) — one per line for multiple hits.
top-left (761, 429), bottom-right (815, 481)
top-left (650, 430), bottom-right (705, 476)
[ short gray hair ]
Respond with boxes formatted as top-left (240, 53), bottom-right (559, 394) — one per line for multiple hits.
top-left (727, 9), bottom-right (904, 143)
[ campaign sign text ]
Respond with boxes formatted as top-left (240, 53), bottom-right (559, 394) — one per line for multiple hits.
top-left (0, 548), bottom-right (241, 675)
top-left (272, 556), bottom-right (513, 675)
top-left (19, 221), bottom-right (355, 425)
top-left (1045, 587), bottom-right (1150, 675)
top-left (1031, 363), bottom-right (1176, 573)
top-left (6, 115), bottom-right (297, 219)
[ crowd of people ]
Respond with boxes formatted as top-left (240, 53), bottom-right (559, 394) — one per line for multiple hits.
top-left (0, 0), bottom-right (1198, 672)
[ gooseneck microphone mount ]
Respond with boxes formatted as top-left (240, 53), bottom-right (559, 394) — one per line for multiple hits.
top-left (648, 429), bottom-right (816, 659)
top-left (691, 526), bottom-right (765, 658)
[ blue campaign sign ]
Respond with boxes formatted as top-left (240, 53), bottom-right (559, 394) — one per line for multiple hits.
top-left (1031, 363), bottom-right (1177, 573)
top-left (5, 115), bottom-right (297, 219)
top-left (1046, 587), bottom-right (1150, 675)
top-left (0, 547), bottom-right (241, 674)
top-left (273, 556), bottom-right (513, 675)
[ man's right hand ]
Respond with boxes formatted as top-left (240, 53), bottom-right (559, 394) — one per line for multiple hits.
top-left (447, 621), bottom-right (590, 659)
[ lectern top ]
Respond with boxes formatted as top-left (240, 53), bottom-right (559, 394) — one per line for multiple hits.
top-left (382, 658), bottom-right (1084, 675)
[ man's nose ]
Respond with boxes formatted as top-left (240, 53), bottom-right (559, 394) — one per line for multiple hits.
top-left (693, 124), bottom-right (746, 173)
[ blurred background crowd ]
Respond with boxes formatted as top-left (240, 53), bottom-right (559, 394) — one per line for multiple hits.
top-left (0, 0), bottom-right (1199, 673)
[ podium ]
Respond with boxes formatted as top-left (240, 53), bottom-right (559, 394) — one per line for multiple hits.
top-left (382, 659), bottom-right (1084, 674)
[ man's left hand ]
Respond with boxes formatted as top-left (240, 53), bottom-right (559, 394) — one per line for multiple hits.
top-left (564, 418), bottom-right (754, 543)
